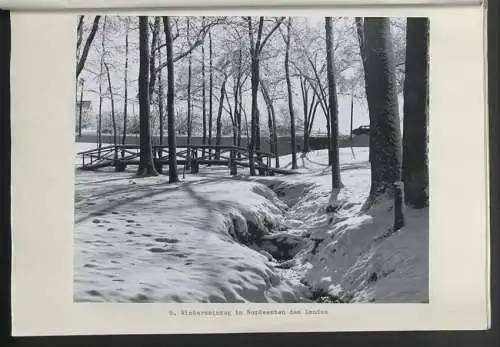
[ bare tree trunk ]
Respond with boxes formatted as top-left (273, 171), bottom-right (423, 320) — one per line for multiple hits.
top-left (158, 39), bottom-right (165, 146)
top-left (122, 21), bottom-right (129, 157)
top-left (76, 16), bottom-right (101, 78)
top-left (238, 80), bottom-right (243, 155)
top-left (78, 79), bottom-right (84, 137)
top-left (76, 16), bottom-right (85, 57)
top-left (186, 19), bottom-right (192, 166)
top-left (300, 77), bottom-right (308, 153)
top-left (202, 18), bottom-right (207, 158)
top-left (105, 62), bottom-right (118, 159)
top-left (208, 30), bottom-right (213, 159)
top-left (163, 16), bottom-right (179, 183)
top-left (261, 82), bottom-right (279, 168)
top-left (325, 17), bottom-right (342, 190)
top-left (402, 17), bottom-right (429, 208)
top-left (355, 17), bottom-right (372, 163)
top-left (285, 17), bottom-right (297, 170)
top-left (215, 78), bottom-right (227, 159)
top-left (350, 94), bottom-right (354, 141)
top-left (149, 17), bottom-right (161, 101)
top-left (97, 78), bottom-right (103, 156)
top-left (363, 17), bottom-right (404, 230)
top-left (97, 17), bottom-right (107, 157)
top-left (137, 16), bottom-right (159, 177)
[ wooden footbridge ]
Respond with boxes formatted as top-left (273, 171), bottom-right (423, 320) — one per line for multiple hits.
top-left (77, 144), bottom-right (294, 176)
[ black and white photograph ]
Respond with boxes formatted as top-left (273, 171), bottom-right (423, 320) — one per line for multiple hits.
top-left (73, 15), bottom-right (429, 304)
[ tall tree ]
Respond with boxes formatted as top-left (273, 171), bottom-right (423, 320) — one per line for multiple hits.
top-left (325, 17), bottom-right (342, 190)
top-left (96, 17), bottom-right (107, 157)
top-left (246, 16), bottom-right (285, 175)
top-left (136, 16), bottom-right (159, 177)
top-left (186, 18), bottom-right (193, 166)
top-left (363, 17), bottom-right (404, 230)
top-left (163, 16), bottom-right (179, 183)
top-left (76, 16), bottom-right (101, 78)
top-left (284, 17), bottom-right (298, 170)
top-left (104, 62), bottom-right (118, 160)
top-left (201, 18), bottom-right (207, 157)
top-left (208, 30), bottom-right (214, 159)
top-left (121, 19), bottom-right (129, 157)
top-left (215, 76), bottom-right (228, 159)
top-left (77, 78), bottom-right (84, 137)
top-left (261, 81), bottom-right (279, 168)
top-left (158, 38), bottom-right (165, 146)
top-left (149, 17), bottom-right (161, 101)
top-left (402, 18), bottom-right (429, 208)
top-left (355, 17), bottom-right (372, 163)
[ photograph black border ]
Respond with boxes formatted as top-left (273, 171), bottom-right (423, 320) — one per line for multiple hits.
top-left (1, 2), bottom-right (498, 345)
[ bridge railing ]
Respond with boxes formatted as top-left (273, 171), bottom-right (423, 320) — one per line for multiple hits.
top-left (78, 143), bottom-right (280, 174)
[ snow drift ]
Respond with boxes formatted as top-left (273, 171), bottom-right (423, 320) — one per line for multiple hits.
top-left (74, 145), bottom-right (428, 303)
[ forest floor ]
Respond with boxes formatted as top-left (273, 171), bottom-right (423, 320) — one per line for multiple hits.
top-left (74, 145), bottom-right (428, 303)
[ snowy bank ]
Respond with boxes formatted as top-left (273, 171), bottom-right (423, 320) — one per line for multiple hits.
top-left (257, 149), bottom-right (428, 303)
top-left (74, 145), bottom-right (428, 303)
top-left (74, 171), bottom-right (308, 303)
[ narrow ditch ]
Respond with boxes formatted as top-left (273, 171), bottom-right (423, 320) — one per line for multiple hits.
top-left (226, 180), bottom-right (348, 304)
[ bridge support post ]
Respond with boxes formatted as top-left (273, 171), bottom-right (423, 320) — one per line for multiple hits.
top-left (191, 158), bottom-right (199, 174)
top-left (114, 160), bottom-right (126, 172)
top-left (154, 159), bottom-right (163, 174)
top-left (229, 150), bottom-right (237, 176)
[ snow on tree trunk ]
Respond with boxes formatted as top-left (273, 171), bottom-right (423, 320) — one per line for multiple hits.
top-left (122, 21), bottom-right (129, 158)
top-left (163, 16), bottom-right (179, 183)
top-left (215, 78), bottom-right (227, 160)
top-left (403, 17), bottom-right (429, 209)
top-left (363, 17), bottom-right (404, 230)
top-left (104, 62), bottom-right (118, 160)
top-left (285, 17), bottom-right (298, 170)
top-left (325, 17), bottom-right (342, 190)
top-left (158, 38), bottom-right (165, 146)
top-left (136, 16), bottom-right (159, 178)
top-left (209, 30), bottom-right (214, 160)
top-left (202, 19), bottom-right (207, 159)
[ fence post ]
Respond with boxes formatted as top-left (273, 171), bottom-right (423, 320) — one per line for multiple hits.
top-left (229, 149), bottom-right (237, 175)
top-left (191, 150), bottom-right (199, 174)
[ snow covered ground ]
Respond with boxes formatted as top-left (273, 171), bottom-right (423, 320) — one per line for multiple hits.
top-left (74, 144), bottom-right (428, 303)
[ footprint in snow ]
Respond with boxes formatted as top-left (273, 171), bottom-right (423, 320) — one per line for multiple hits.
top-left (149, 247), bottom-right (167, 253)
top-left (154, 237), bottom-right (179, 244)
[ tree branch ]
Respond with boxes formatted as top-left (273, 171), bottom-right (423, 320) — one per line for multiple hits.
top-left (76, 15), bottom-right (101, 78)
top-left (258, 16), bottom-right (286, 54)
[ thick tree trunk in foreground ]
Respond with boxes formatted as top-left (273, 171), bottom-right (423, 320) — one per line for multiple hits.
top-left (163, 16), bottom-right (179, 183)
top-left (325, 17), bottom-right (342, 189)
top-left (137, 16), bottom-right (159, 177)
top-left (363, 17), bottom-right (404, 230)
top-left (285, 17), bottom-right (298, 170)
top-left (403, 18), bottom-right (429, 209)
